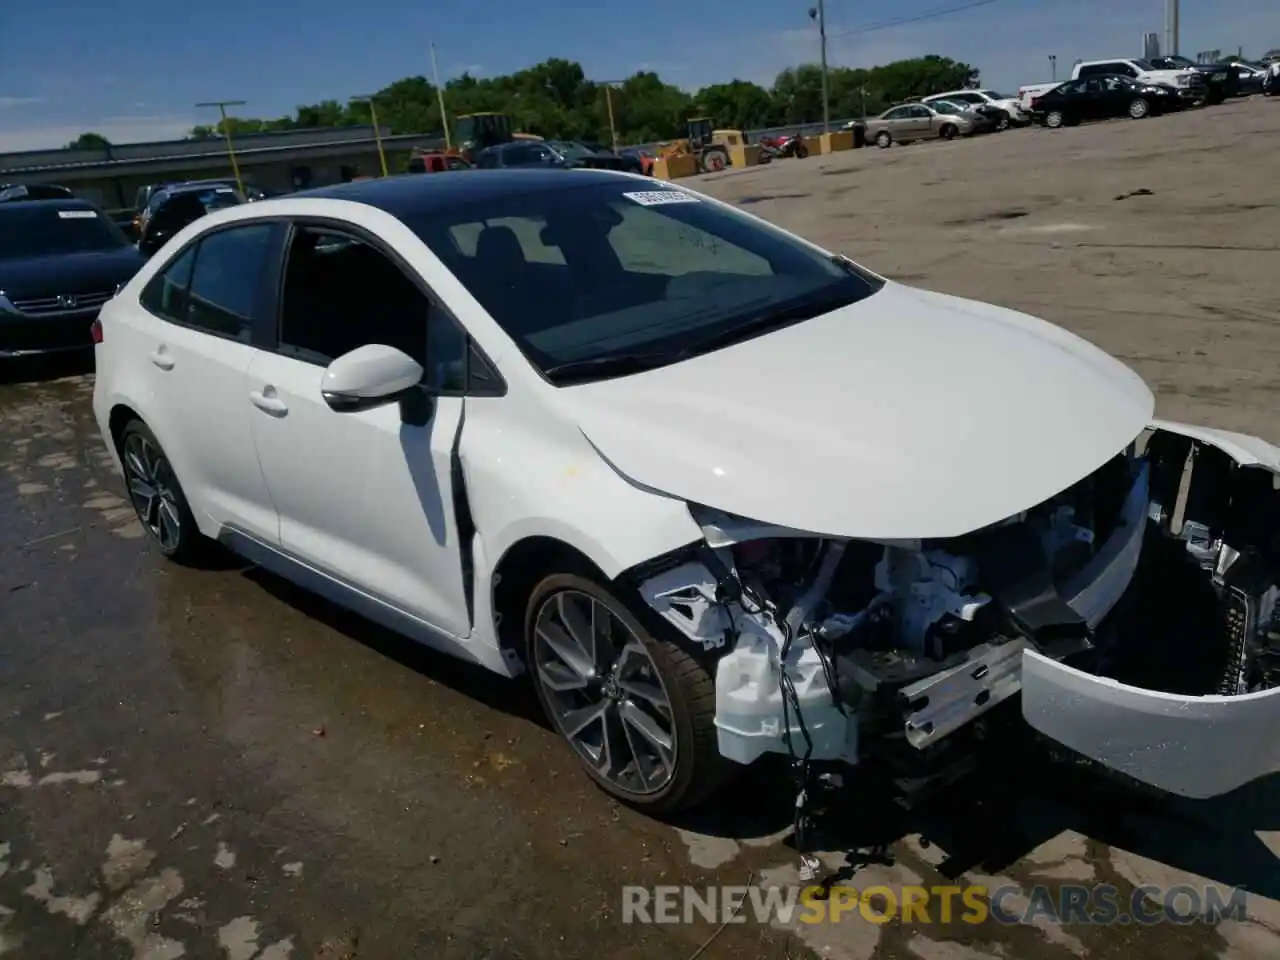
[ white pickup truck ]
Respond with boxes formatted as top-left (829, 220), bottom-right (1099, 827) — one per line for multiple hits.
top-left (1020, 58), bottom-right (1207, 110)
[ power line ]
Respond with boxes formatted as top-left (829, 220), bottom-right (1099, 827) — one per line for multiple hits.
top-left (826, 0), bottom-right (1003, 41)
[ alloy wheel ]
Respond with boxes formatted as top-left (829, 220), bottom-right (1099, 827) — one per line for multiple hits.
top-left (1130, 99), bottom-right (1149, 118)
top-left (533, 589), bottom-right (677, 795)
top-left (1046, 111), bottom-right (1064, 128)
top-left (123, 432), bottom-right (182, 550)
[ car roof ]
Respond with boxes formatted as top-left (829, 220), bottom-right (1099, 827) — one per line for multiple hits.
top-left (0, 197), bottom-right (99, 213)
top-left (295, 168), bottom-right (633, 218)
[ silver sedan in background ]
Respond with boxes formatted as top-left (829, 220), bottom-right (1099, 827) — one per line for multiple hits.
top-left (864, 102), bottom-right (975, 148)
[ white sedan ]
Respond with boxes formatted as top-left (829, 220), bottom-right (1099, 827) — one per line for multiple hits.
top-left (92, 169), bottom-right (1280, 814)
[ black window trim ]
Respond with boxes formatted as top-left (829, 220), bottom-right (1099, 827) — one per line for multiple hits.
top-left (138, 219), bottom-right (285, 346)
top-left (269, 215), bottom-right (507, 398)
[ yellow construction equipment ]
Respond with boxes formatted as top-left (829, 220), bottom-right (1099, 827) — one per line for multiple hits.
top-left (657, 118), bottom-right (746, 173)
top-left (450, 112), bottom-right (543, 163)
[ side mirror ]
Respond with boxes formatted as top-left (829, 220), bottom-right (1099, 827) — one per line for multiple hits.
top-left (321, 344), bottom-right (425, 414)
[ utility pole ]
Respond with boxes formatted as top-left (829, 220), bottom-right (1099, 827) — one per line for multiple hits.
top-left (350, 95), bottom-right (389, 176)
top-left (430, 42), bottom-right (451, 150)
top-left (601, 82), bottom-right (622, 152)
top-left (195, 100), bottom-right (246, 195)
top-left (1049, 54), bottom-right (1057, 81)
top-left (808, 3), bottom-right (830, 132)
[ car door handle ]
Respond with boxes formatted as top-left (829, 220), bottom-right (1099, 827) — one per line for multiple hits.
top-left (149, 349), bottom-right (174, 371)
top-left (249, 389), bottom-right (288, 417)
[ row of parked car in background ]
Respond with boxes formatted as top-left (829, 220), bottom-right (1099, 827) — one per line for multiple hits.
top-left (843, 55), bottom-right (1278, 148)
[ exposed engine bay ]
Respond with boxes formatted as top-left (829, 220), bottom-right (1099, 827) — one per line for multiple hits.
top-left (634, 422), bottom-right (1280, 802)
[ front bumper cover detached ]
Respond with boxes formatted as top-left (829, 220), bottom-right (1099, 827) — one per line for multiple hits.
top-left (1020, 419), bottom-right (1280, 800)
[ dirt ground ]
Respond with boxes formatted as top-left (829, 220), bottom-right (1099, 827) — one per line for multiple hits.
top-left (697, 97), bottom-right (1280, 443)
top-left (2, 97), bottom-right (1278, 960)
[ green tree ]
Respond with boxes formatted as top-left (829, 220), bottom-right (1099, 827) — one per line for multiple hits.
top-left (182, 53), bottom-right (979, 146)
top-left (67, 132), bottom-right (110, 150)
top-left (693, 80), bottom-right (777, 130)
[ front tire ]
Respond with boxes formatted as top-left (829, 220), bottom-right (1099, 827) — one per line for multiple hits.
top-left (117, 419), bottom-right (209, 564)
top-left (794, 141), bottom-right (809, 159)
top-left (996, 111), bottom-right (1011, 131)
top-left (1128, 97), bottom-right (1150, 119)
top-left (876, 130), bottom-right (892, 148)
top-left (525, 573), bottom-right (728, 813)
top-left (940, 123), bottom-right (958, 141)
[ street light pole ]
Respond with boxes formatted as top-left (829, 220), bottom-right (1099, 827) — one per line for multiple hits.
top-left (195, 100), bottom-right (246, 195)
top-left (430, 42), bottom-right (451, 150)
top-left (1049, 54), bottom-right (1057, 81)
top-left (808, 2), bottom-right (830, 132)
top-left (351, 95), bottom-right (389, 176)
top-left (600, 81), bottom-right (622, 152)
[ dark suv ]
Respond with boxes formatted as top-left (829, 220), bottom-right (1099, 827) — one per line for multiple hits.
top-left (136, 183), bottom-right (247, 256)
top-left (473, 140), bottom-right (635, 172)
top-left (0, 199), bottom-right (144, 358)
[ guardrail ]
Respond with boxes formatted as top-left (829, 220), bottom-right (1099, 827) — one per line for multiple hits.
top-left (629, 117), bottom-right (864, 154)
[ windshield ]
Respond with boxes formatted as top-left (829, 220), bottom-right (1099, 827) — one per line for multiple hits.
top-left (980, 90), bottom-right (1012, 99)
top-left (1131, 59), bottom-right (1155, 70)
top-left (0, 205), bottom-right (130, 260)
top-left (931, 101), bottom-right (963, 114)
top-left (406, 181), bottom-right (884, 384)
top-left (549, 141), bottom-right (594, 160)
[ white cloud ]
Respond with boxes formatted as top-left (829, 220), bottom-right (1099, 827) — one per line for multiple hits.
top-left (0, 114), bottom-right (198, 153)
top-left (0, 96), bottom-right (41, 109)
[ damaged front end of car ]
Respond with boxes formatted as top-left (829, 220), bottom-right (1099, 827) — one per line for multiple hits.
top-left (628, 420), bottom-right (1280, 803)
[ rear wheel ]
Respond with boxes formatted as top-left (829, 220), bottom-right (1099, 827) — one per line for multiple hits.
top-left (526, 573), bottom-right (728, 813)
top-left (1128, 97), bottom-right (1150, 119)
top-left (117, 419), bottom-right (209, 564)
top-left (794, 141), bottom-right (809, 159)
top-left (876, 130), bottom-right (893, 148)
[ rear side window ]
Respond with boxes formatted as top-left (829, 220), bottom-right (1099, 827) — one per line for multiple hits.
top-left (141, 224), bottom-right (274, 341)
top-left (184, 225), bottom-right (274, 341)
top-left (140, 245), bottom-right (197, 321)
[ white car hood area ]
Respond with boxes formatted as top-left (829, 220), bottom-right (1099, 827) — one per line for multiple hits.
top-left (564, 282), bottom-right (1155, 540)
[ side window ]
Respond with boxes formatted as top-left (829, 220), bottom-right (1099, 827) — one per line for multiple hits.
top-left (505, 145), bottom-right (539, 165)
top-left (447, 156), bottom-right (470, 170)
top-left (139, 245), bottom-right (197, 322)
top-left (278, 226), bottom-right (466, 392)
top-left (883, 107), bottom-right (909, 120)
top-left (476, 151), bottom-right (500, 169)
top-left (1077, 64), bottom-right (1102, 77)
top-left (1116, 63), bottom-right (1138, 77)
top-left (183, 225), bottom-right (274, 341)
top-left (606, 202), bottom-right (773, 278)
top-left (910, 105), bottom-right (932, 118)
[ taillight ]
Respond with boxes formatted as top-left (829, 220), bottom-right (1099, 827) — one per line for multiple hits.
top-left (1030, 97), bottom-right (1040, 109)
top-left (90, 317), bottom-right (103, 344)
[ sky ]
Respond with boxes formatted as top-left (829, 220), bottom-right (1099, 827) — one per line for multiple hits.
top-left (1, 0), bottom-right (1276, 151)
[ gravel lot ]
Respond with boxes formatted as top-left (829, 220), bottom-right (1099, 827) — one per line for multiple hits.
top-left (2, 97), bottom-right (1278, 960)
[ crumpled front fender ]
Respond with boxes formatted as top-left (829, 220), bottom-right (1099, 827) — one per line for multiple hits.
top-left (1022, 419), bottom-right (1280, 799)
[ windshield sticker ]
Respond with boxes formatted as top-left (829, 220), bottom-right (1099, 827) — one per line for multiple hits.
top-left (622, 190), bottom-right (700, 207)
top-left (57, 210), bottom-right (98, 219)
